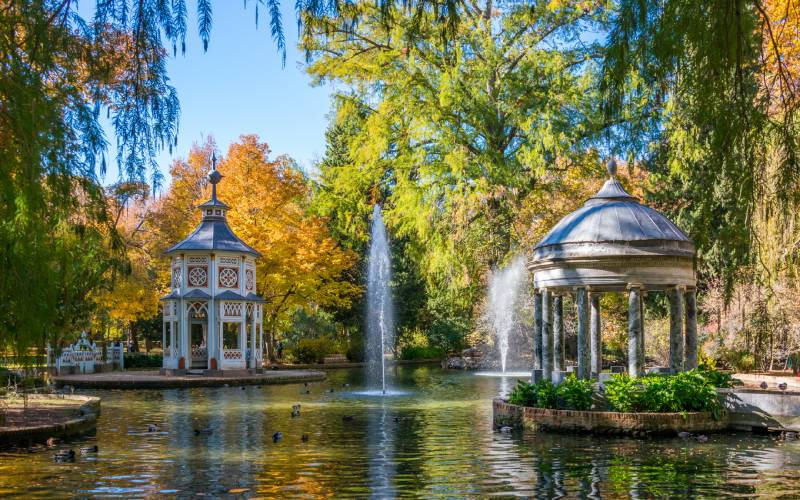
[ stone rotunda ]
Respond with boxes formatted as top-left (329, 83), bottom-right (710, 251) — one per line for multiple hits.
top-left (529, 160), bottom-right (698, 381)
top-left (160, 156), bottom-right (265, 375)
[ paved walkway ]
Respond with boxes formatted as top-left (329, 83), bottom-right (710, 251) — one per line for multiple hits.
top-left (55, 369), bottom-right (325, 389)
top-left (0, 394), bottom-right (100, 447)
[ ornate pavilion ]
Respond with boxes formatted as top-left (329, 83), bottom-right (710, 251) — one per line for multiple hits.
top-left (529, 160), bottom-right (698, 381)
top-left (160, 157), bottom-right (265, 374)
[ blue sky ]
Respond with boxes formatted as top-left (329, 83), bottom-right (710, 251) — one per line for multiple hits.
top-left (98, 1), bottom-right (332, 187)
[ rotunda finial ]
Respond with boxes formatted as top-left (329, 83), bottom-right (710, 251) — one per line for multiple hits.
top-left (208, 151), bottom-right (222, 201)
top-left (606, 159), bottom-right (617, 178)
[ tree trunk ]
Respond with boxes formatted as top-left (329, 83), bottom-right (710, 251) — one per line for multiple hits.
top-left (128, 322), bottom-right (140, 353)
top-left (267, 328), bottom-right (276, 363)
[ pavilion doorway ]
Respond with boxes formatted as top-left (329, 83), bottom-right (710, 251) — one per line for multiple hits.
top-left (190, 321), bottom-right (208, 369)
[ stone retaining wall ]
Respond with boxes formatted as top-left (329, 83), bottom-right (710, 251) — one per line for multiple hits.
top-left (493, 399), bottom-right (726, 436)
top-left (720, 387), bottom-right (800, 431)
top-left (55, 369), bottom-right (326, 389)
top-left (0, 395), bottom-right (100, 448)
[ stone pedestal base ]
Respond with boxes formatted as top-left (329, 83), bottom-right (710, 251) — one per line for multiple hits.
top-left (160, 368), bottom-right (187, 376)
top-left (551, 370), bottom-right (567, 385)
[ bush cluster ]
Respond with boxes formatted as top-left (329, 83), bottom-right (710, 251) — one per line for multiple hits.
top-left (346, 339), bottom-right (365, 363)
top-left (716, 348), bottom-right (756, 372)
top-left (509, 369), bottom-right (729, 416)
top-left (508, 375), bottom-right (594, 411)
top-left (0, 367), bottom-right (20, 387)
top-left (124, 352), bottom-right (163, 368)
top-left (399, 345), bottom-right (446, 360)
top-left (289, 337), bottom-right (336, 364)
top-left (603, 370), bottom-right (721, 415)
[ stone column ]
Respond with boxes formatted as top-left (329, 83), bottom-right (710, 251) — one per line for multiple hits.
top-left (684, 288), bottom-right (698, 370)
top-left (576, 287), bottom-right (590, 379)
top-left (208, 254), bottom-right (217, 369)
top-left (590, 292), bottom-right (601, 377)
top-left (552, 294), bottom-right (564, 372)
top-left (668, 286), bottom-right (684, 373)
top-left (627, 286), bottom-right (643, 377)
top-left (533, 290), bottom-right (543, 371)
top-left (541, 290), bottom-right (553, 379)
top-left (639, 292), bottom-right (646, 370)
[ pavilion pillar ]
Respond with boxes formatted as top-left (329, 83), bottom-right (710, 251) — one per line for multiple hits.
top-left (533, 290), bottom-right (543, 372)
top-left (541, 290), bottom-right (553, 380)
top-left (552, 294), bottom-right (564, 372)
top-left (684, 288), bottom-right (698, 370)
top-left (668, 286), bottom-right (684, 373)
top-left (250, 309), bottom-right (257, 369)
top-left (589, 292), bottom-right (602, 378)
top-left (627, 285), bottom-right (643, 377)
top-left (208, 254), bottom-right (217, 370)
top-left (639, 292), bottom-right (646, 370)
top-left (576, 287), bottom-right (590, 379)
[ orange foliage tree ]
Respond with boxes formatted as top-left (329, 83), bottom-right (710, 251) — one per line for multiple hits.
top-left (218, 135), bottom-right (359, 359)
top-left (141, 136), bottom-right (358, 360)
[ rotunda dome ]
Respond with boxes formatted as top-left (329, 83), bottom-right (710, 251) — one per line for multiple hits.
top-left (529, 162), bottom-right (696, 291)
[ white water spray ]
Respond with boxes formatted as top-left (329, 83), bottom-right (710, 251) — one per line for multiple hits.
top-left (487, 257), bottom-right (528, 373)
top-left (366, 205), bottom-right (394, 394)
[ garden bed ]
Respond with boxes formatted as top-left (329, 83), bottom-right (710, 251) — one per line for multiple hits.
top-left (493, 398), bottom-right (726, 436)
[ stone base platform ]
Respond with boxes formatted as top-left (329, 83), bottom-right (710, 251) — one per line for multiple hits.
top-left (493, 399), bottom-right (726, 436)
top-left (54, 369), bottom-right (325, 390)
top-left (0, 394), bottom-right (100, 447)
top-left (720, 387), bottom-right (800, 432)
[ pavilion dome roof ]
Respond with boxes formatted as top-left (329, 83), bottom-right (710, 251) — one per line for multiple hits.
top-left (533, 173), bottom-right (694, 261)
top-left (164, 162), bottom-right (261, 258)
top-left (165, 218), bottom-right (261, 256)
top-left (530, 161), bottom-right (696, 291)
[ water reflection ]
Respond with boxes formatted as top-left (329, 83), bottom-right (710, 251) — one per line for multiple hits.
top-left (0, 366), bottom-right (798, 497)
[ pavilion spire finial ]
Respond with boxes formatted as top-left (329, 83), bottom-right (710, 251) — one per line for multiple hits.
top-left (606, 158), bottom-right (618, 178)
top-left (208, 151), bottom-right (222, 202)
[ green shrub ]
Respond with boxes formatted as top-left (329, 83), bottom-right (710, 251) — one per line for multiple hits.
top-left (534, 380), bottom-right (558, 409)
top-left (602, 374), bottom-right (641, 412)
top-left (604, 371), bottom-right (720, 416)
top-left (399, 345), bottom-right (446, 360)
top-left (124, 353), bottom-right (163, 368)
top-left (698, 367), bottom-right (736, 388)
top-left (717, 348), bottom-right (756, 372)
top-left (0, 367), bottom-right (20, 387)
top-left (507, 379), bottom-right (558, 409)
top-left (290, 337), bottom-right (335, 364)
top-left (346, 339), bottom-right (365, 362)
top-left (508, 380), bottom-right (537, 407)
top-left (557, 374), bottom-right (594, 410)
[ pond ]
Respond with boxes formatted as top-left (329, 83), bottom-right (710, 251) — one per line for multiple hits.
top-left (1, 365), bottom-right (799, 497)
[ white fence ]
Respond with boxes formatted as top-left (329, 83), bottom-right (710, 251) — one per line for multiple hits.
top-left (47, 332), bottom-right (125, 374)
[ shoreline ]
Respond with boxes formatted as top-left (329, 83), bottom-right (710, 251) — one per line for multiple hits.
top-left (54, 369), bottom-right (326, 390)
top-left (0, 394), bottom-right (100, 448)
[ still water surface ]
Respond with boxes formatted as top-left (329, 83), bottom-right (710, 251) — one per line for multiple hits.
top-left (1, 365), bottom-right (799, 497)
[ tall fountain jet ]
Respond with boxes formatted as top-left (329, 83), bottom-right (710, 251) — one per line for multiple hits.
top-left (487, 257), bottom-right (527, 373)
top-left (367, 205), bottom-right (394, 394)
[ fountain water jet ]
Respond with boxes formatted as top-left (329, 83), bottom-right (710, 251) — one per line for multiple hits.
top-left (366, 205), bottom-right (394, 394)
top-left (486, 257), bottom-right (528, 373)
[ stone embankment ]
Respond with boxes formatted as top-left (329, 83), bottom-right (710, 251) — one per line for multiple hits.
top-left (493, 399), bottom-right (725, 436)
top-left (0, 394), bottom-right (100, 447)
top-left (55, 369), bottom-right (326, 389)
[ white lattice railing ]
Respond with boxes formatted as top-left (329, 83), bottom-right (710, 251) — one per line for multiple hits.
top-left (191, 347), bottom-right (208, 360)
top-left (223, 349), bottom-right (243, 360)
top-left (47, 333), bottom-right (124, 374)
